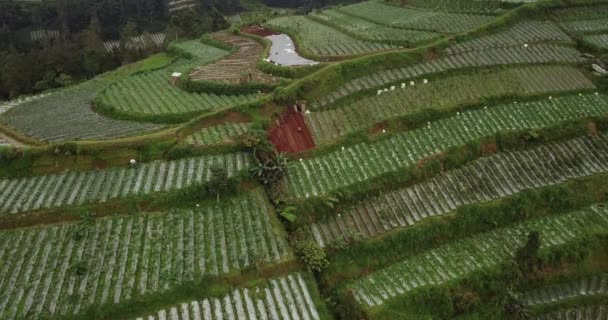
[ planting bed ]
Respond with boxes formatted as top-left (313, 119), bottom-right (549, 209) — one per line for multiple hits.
top-left (288, 94), bottom-right (608, 199)
top-left (189, 32), bottom-right (278, 84)
top-left (536, 304), bottom-right (608, 319)
top-left (99, 63), bottom-right (259, 117)
top-left (135, 273), bottom-right (321, 320)
top-left (307, 65), bottom-right (594, 143)
top-left (522, 275), bottom-right (608, 307)
top-left (310, 9), bottom-right (440, 45)
top-left (0, 190), bottom-right (289, 319)
top-left (98, 41), bottom-right (263, 118)
top-left (445, 20), bottom-right (572, 55)
top-left (560, 18), bottom-right (608, 34)
top-left (336, 1), bottom-right (496, 33)
top-left (310, 134), bottom-right (608, 246)
top-left (584, 34), bottom-right (608, 50)
top-left (349, 204), bottom-right (608, 308)
top-left (0, 153), bottom-right (252, 214)
top-left (315, 44), bottom-right (584, 108)
top-left (186, 123), bottom-right (252, 146)
top-left (404, 0), bottom-right (502, 13)
top-left (0, 81), bottom-right (164, 142)
top-left (264, 16), bottom-right (398, 57)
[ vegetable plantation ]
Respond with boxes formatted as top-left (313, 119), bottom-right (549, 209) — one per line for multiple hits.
top-left (559, 18), bottom-right (608, 34)
top-left (0, 153), bottom-right (251, 214)
top-left (310, 133), bottom-right (608, 247)
top-left (98, 66), bottom-right (259, 117)
top-left (0, 190), bottom-right (289, 319)
top-left (522, 275), bottom-right (608, 307)
top-left (551, 5), bottom-right (608, 21)
top-left (349, 204), bottom-right (608, 308)
top-left (1, 1), bottom-right (608, 319)
top-left (336, 1), bottom-right (496, 33)
top-left (307, 65), bottom-right (594, 143)
top-left (315, 44), bottom-right (584, 107)
top-left (189, 33), bottom-right (278, 84)
top-left (264, 16), bottom-right (398, 56)
top-left (536, 304), bottom-right (608, 319)
top-left (584, 34), bottom-right (608, 49)
top-left (310, 9), bottom-right (440, 45)
top-left (0, 81), bottom-right (164, 142)
top-left (97, 41), bottom-right (262, 118)
top-left (288, 94), bottom-right (608, 199)
top-left (445, 20), bottom-right (572, 54)
top-left (403, 0), bottom-right (502, 13)
top-left (135, 273), bottom-right (321, 320)
top-left (186, 123), bottom-right (252, 146)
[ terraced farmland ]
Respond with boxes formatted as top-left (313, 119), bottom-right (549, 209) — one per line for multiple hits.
top-left (584, 34), bottom-right (608, 49)
top-left (310, 133), bottom-right (608, 247)
top-left (288, 94), bottom-right (608, 199)
top-left (97, 41), bottom-right (263, 117)
top-left (189, 32), bottom-right (278, 84)
top-left (0, 93), bottom-right (52, 115)
top-left (405, 0), bottom-right (502, 12)
top-left (186, 123), bottom-right (252, 146)
top-left (445, 20), bottom-right (572, 54)
top-left (337, 1), bottom-right (496, 33)
top-left (559, 18), bottom-right (608, 34)
top-left (310, 9), bottom-right (440, 45)
top-left (135, 273), bottom-right (320, 320)
top-left (0, 81), bottom-right (164, 142)
top-left (0, 190), bottom-right (289, 319)
top-left (522, 275), bottom-right (608, 307)
top-left (551, 5), bottom-right (608, 21)
top-left (349, 204), bottom-right (608, 307)
top-left (2, 1), bottom-right (608, 319)
top-left (315, 44), bottom-right (584, 107)
top-left (98, 64), bottom-right (259, 116)
top-left (306, 65), bottom-right (594, 143)
top-left (264, 16), bottom-right (398, 56)
top-left (536, 304), bottom-right (608, 319)
top-left (0, 152), bottom-right (251, 214)
top-left (0, 41), bottom-right (230, 141)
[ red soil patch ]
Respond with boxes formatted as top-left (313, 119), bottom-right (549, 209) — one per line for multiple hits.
top-left (268, 108), bottom-right (315, 153)
top-left (241, 26), bottom-right (279, 37)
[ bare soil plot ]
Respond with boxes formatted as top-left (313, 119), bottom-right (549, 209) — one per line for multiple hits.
top-left (269, 109), bottom-right (315, 153)
top-left (189, 32), bottom-right (278, 84)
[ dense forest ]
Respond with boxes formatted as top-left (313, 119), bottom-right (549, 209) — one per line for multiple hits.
top-left (0, 0), bottom-right (238, 100)
top-left (0, 0), bottom-right (357, 100)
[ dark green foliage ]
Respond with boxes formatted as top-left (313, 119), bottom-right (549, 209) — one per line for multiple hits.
top-left (180, 77), bottom-right (277, 95)
top-left (500, 290), bottom-right (529, 319)
top-left (292, 238), bottom-right (329, 272)
top-left (206, 166), bottom-right (230, 201)
top-left (334, 290), bottom-right (369, 320)
top-left (52, 142), bottom-right (81, 157)
top-left (515, 231), bottom-right (542, 275)
top-left (251, 149), bottom-right (287, 185)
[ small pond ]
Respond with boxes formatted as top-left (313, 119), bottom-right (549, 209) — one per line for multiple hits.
top-left (266, 34), bottom-right (318, 66)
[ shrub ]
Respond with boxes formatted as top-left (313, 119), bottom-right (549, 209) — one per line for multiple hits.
top-left (515, 231), bottom-right (541, 275)
top-left (293, 239), bottom-right (329, 272)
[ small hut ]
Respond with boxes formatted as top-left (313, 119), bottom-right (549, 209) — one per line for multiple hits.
top-left (294, 100), bottom-right (307, 113)
top-left (170, 72), bottom-right (182, 86)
